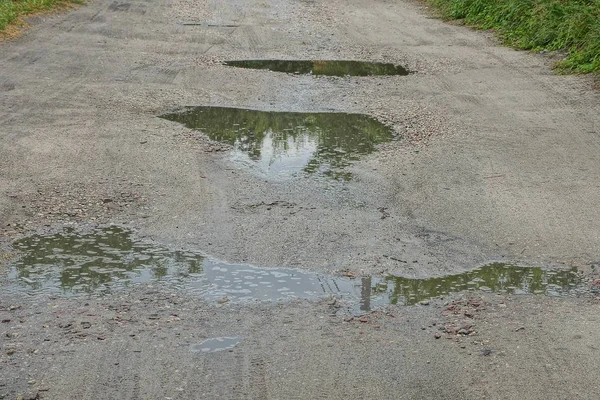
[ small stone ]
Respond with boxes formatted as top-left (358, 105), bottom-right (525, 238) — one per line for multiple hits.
top-left (217, 296), bottom-right (229, 304)
top-left (419, 300), bottom-right (430, 305)
top-left (434, 332), bottom-right (441, 339)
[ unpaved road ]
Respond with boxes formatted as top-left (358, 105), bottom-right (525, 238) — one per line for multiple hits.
top-left (1, 0), bottom-right (600, 397)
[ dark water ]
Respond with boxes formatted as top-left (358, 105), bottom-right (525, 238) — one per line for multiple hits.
top-left (159, 106), bottom-right (394, 180)
top-left (224, 60), bottom-right (409, 77)
top-left (6, 227), bottom-right (582, 308)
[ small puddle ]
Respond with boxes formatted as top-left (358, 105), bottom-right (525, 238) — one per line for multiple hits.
top-left (190, 337), bottom-right (241, 353)
top-left (159, 107), bottom-right (394, 180)
top-left (5, 227), bottom-right (583, 309)
top-left (224, 60), bottom-right (409, 77)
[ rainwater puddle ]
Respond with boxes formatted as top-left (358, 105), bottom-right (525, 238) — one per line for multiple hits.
top-left (190, 337), bottom-right (241, 353)
top-left (224, 60), bottom-right (409, 77)
top-left (373, 263), bottom-right (581, 306)
top-left (5, 227), bottom-right (583, 310)
top-left (7, 226), bottom-right (204, 295)
top-left (159, 107), bottom-right (394, 180)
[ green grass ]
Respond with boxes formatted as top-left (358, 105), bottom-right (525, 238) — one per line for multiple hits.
top-left (0, 0), bottom-right (83, 32)
top-left (427, 0), bottom-right (600, 73)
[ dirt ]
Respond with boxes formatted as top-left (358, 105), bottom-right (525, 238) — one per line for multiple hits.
top-left (1, 0), bottom-right (600, 397)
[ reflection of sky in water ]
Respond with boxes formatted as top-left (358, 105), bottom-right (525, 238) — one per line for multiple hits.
top-left (6, 227), bottom-right (583, 310)
top-left (194, 260), bottom-right (360, 302)
top-left (230, 131), bottom-right (319, 178)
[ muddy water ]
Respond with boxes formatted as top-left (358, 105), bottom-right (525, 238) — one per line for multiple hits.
top-left (160, 107), bottom-right (394, 180)
top-left (6, 227), bottom-right (582, 309)
top-left (224, 60), bottom-right (409, 76)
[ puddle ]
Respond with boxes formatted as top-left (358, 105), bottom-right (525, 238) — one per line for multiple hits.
top-left (374, 263), bottom-right (581, 306)
top-left (159, 107), bottom-right (394, 180)
top-left (7, 226), bottom-right (204, 295)
top-left (190, 337), bottom-right (241, 353)
top-left (5, 227), bottom-right (583, 309)
top-left (223, 60), bottom-right (409, 77)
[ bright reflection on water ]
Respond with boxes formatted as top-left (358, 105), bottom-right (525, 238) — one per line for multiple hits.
top-left (159, 107), bottom-right (395, 181)
top-left (6, 227), bottom-right (582, 308)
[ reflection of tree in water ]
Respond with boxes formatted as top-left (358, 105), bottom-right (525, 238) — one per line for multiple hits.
top-left (11, 227), bottom-right (204, 293)
top-left (161, 107), bottom-right (394, 180)
top-left (224, 60), bottom-right (409, 77)
top-left (372, 263), bottom-right (579, 305)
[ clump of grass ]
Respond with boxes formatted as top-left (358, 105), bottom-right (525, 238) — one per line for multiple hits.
top-left (0, 0), bottom-right (83, 33)
top-left (428, 0), bottom-right (600, 73)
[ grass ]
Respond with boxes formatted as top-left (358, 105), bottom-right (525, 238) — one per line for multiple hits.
top-left (0, 0), bottom-right (83, 34)
top-left (427, 0), bottom-right (600, 73)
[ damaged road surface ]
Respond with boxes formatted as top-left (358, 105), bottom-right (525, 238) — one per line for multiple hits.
top-left (1, 0), bottom-right (600, 397)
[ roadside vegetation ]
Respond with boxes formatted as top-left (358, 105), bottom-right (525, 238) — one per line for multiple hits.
top-left (0, 0), bottom-right (82, 33)
top-left (428, 0), bottom-right (600, 73)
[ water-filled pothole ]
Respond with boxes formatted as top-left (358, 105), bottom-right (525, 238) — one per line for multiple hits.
top-left (373, 263), bottom-right (581, 306)
top-left (224, 60), bottom-right (409, 77)
top-left (160, 107), bottom-right (394, 180)
top-left (5, 227), bottom-right (583, 309)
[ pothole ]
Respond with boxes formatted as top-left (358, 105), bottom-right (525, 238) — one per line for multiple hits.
top-left (375, 263), bottom-right (581, 306)
top-left (4, 227), bottom-right (584, 310)
top-left (159, 106), bottom-right (395, 181)
top-left (223, 60), bottom-right (409, 77)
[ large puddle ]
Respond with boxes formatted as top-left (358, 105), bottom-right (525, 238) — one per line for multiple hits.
top-left (160, 107), bottom-right (394, 180)
top-left (223, 60), bottom-right (409, 77)
top-left (5, 227), bottom-right (583, 309)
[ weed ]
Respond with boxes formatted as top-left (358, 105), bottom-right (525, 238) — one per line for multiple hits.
top-left (428, 0), bottom-right (600, 73)
top-left (0, 0), bottom-right (83, 33)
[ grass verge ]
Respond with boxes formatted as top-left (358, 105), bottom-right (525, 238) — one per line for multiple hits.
top-left (0, 0), bottom-right (83, 35)
top-left (427, 0), bottom-right (600, 73)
